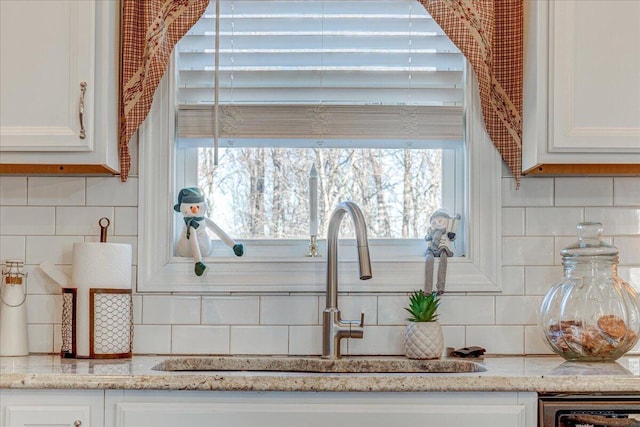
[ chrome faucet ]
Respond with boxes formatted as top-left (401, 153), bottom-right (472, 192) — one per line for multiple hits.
top-left (322, 201), bottom-right (372, 359)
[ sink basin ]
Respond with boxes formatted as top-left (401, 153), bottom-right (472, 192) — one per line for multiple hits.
top-left (152, 356), bottom-right (486, 373)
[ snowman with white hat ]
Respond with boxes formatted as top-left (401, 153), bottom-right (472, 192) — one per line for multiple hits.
top-left (174, 187), bottom-right (244, 276)
top-left (424, 209), bottom-right (461, 295)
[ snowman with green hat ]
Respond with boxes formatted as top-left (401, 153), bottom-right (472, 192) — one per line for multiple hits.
top-left (174, 187), bottom-right (244, 276)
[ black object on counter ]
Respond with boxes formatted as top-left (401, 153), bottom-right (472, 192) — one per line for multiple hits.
top-left (451, 346), bottom-right (486, 358)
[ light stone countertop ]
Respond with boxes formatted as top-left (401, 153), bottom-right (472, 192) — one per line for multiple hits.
top-left (1, 355), bottom-right (639, 394)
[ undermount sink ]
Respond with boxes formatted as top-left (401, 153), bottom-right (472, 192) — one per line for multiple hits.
top-left (152, 356), bottom-right (486, 373)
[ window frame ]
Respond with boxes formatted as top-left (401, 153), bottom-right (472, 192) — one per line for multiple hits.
top-left (137, 58), bottom-right (502, 294)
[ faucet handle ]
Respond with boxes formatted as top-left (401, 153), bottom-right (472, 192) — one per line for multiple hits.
top-left (342, 312), bottom-right (364, 327)
top-left (349, 312), bottom-right (365, 339)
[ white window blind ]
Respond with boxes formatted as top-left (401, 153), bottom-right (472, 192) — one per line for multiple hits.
top-left (176, 0), bottom-right (464, 148)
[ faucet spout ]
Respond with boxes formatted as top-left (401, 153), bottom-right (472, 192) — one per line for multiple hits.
top-left (322, 201), bottom-right (372, 359)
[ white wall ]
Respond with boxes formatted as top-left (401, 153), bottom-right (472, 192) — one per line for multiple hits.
top-left (0, 173), bottom-right (639, 356)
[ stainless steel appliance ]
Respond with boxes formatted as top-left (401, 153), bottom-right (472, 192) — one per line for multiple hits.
top-left (539, 395), bottom-right (640, 426)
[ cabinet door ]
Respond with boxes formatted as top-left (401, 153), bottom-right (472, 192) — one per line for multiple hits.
top-left (522, 0), bottom-right (640, 174)
top-left (0, 389), bottom-right (103, 427)
top-left (0, 0), bottom-right (120, 174)
top-left (109, 391), bottom-right (536, 427)
top-left (5, 405), bottom-right (88, 427)
top-left (115, 402), bottom-right (528, 427)
top-left (0, 0), bottom-right (95, 151)
top-left (549, 1), bottom-right (640, 154)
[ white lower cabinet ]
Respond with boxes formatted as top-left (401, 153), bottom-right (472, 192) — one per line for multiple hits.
top-left (105, 390), bottom-right (537, 427)
top-left (0, 389), bottom-right (104, 427)
top-left (0, 389), bottom-right (537, 427)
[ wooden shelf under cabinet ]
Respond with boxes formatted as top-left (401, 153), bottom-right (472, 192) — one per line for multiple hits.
top-left (523, 164), bottom-right (640, 176)
top-left (0, 164), bottom-right (119, 175)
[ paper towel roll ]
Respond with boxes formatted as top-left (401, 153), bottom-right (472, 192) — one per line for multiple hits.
top-left (72, 242), bottom-right (132, 357)
top-left (72, 242), bottom-right (132, 290)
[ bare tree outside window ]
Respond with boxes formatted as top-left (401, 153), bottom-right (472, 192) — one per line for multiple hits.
top-left (198, 146), bottom-right (442, 239)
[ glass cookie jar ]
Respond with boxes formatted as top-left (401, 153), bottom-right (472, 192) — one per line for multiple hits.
top-left (539, 222), bottom-right (640, 362)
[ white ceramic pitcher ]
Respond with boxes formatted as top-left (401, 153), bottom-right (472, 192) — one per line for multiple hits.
top-left (0, 260), bottom-right (29, 356)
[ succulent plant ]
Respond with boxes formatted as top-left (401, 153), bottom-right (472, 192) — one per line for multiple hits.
top-left (405, 290), bottom-right (440, 322)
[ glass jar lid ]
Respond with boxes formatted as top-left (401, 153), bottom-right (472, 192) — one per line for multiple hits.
top-left (560, 222), bottom-right (618, 258)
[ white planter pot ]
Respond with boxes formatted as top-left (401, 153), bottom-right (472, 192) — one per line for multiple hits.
top-left (404, 321), bottom-right (444, 359)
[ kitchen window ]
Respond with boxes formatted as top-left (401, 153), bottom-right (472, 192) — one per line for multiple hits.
top-left (137, 0), bottom-right (502, 293)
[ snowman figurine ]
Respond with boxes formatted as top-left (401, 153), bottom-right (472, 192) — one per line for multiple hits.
top-left (174, 187), bottom-right (244, 276)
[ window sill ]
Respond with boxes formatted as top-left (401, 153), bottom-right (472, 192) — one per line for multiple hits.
top-left (143, 255), bottom-right (496, 294)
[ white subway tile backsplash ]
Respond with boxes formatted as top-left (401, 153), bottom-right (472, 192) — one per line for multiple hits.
top-left (502, 236), bottom-right (554, 266)
top-left (495, 296), bottom-right (542, 325)
top-left (55, 207), bottom-right (114, 236)
top-left (347, 325), bottom-right (405, 355)
top-left (86, 177), bottom-right (138, 206)
top-left (524, 325), bottom-right (553, 355)
top-left (288, 326), bottom-right (322, 355)
top-left (132, 295), bottom-right (143, 324)
top-left (502, 177), bottom-right (554, 207)
top-left (230, 326), bottom-right (288, 354)
top-left (466, 326), bottom-right (524, 354)
top-left (501, 266), bottom-right (525, 295)
top-left (0, 206), bottom-right (55, 235)
top-left (2, 173), bottom-right (638, 357)
top-left (525, 207), bottom-right (583, 236)
top-left (133, 325), bottom-right (171, 354)
top-left (555, 177), bottom-right (612, 207)
top-left (261, 295), bottom-right (318, 325)
top-left (614, 236), bottom-right (640, 265)
top-left (171, 325), bottom-right (230, 354)
top-left (143, 295), bottom-right (201, 325)
top-left (624, 267), bottom-right (640, 291)
top-left (25, 236), bottom-right (84, 264)
top-left (438, 296), bottom-right (495, 325)
top-left (614, 177), bottom-right (640, 206)
top-left (525, 266), bottom-right (563, 296)
top-left (442, 326), bottom-right (465, 350)
top-left (377, 295), bottom-right (409, 325)
top-left (502, 208), bottom-right (525, 236)
top-left (202, 296), bottom-right (259, 325)
top-left (0, 235), bottom-right (26, 262)
top-left (114, 207), bottom-right (138, 236)
top-left (585, 207), bottom-right (640, 235)
top-left (28, 177), bottom-right (85, 206)
top-left (0, 177), bottom-right (27, 205)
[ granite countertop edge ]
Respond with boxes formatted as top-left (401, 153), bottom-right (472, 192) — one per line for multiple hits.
top-left (1, 355), bottom-right (639, 394)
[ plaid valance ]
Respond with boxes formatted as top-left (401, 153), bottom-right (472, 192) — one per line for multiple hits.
top-left (420, 0), bottom-right (523, 185)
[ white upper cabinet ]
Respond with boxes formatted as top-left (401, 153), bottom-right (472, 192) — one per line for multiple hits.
top-left (0, 0), bottom-right (120, 174)
top-left (523, 0), bottom-right (640, 175)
